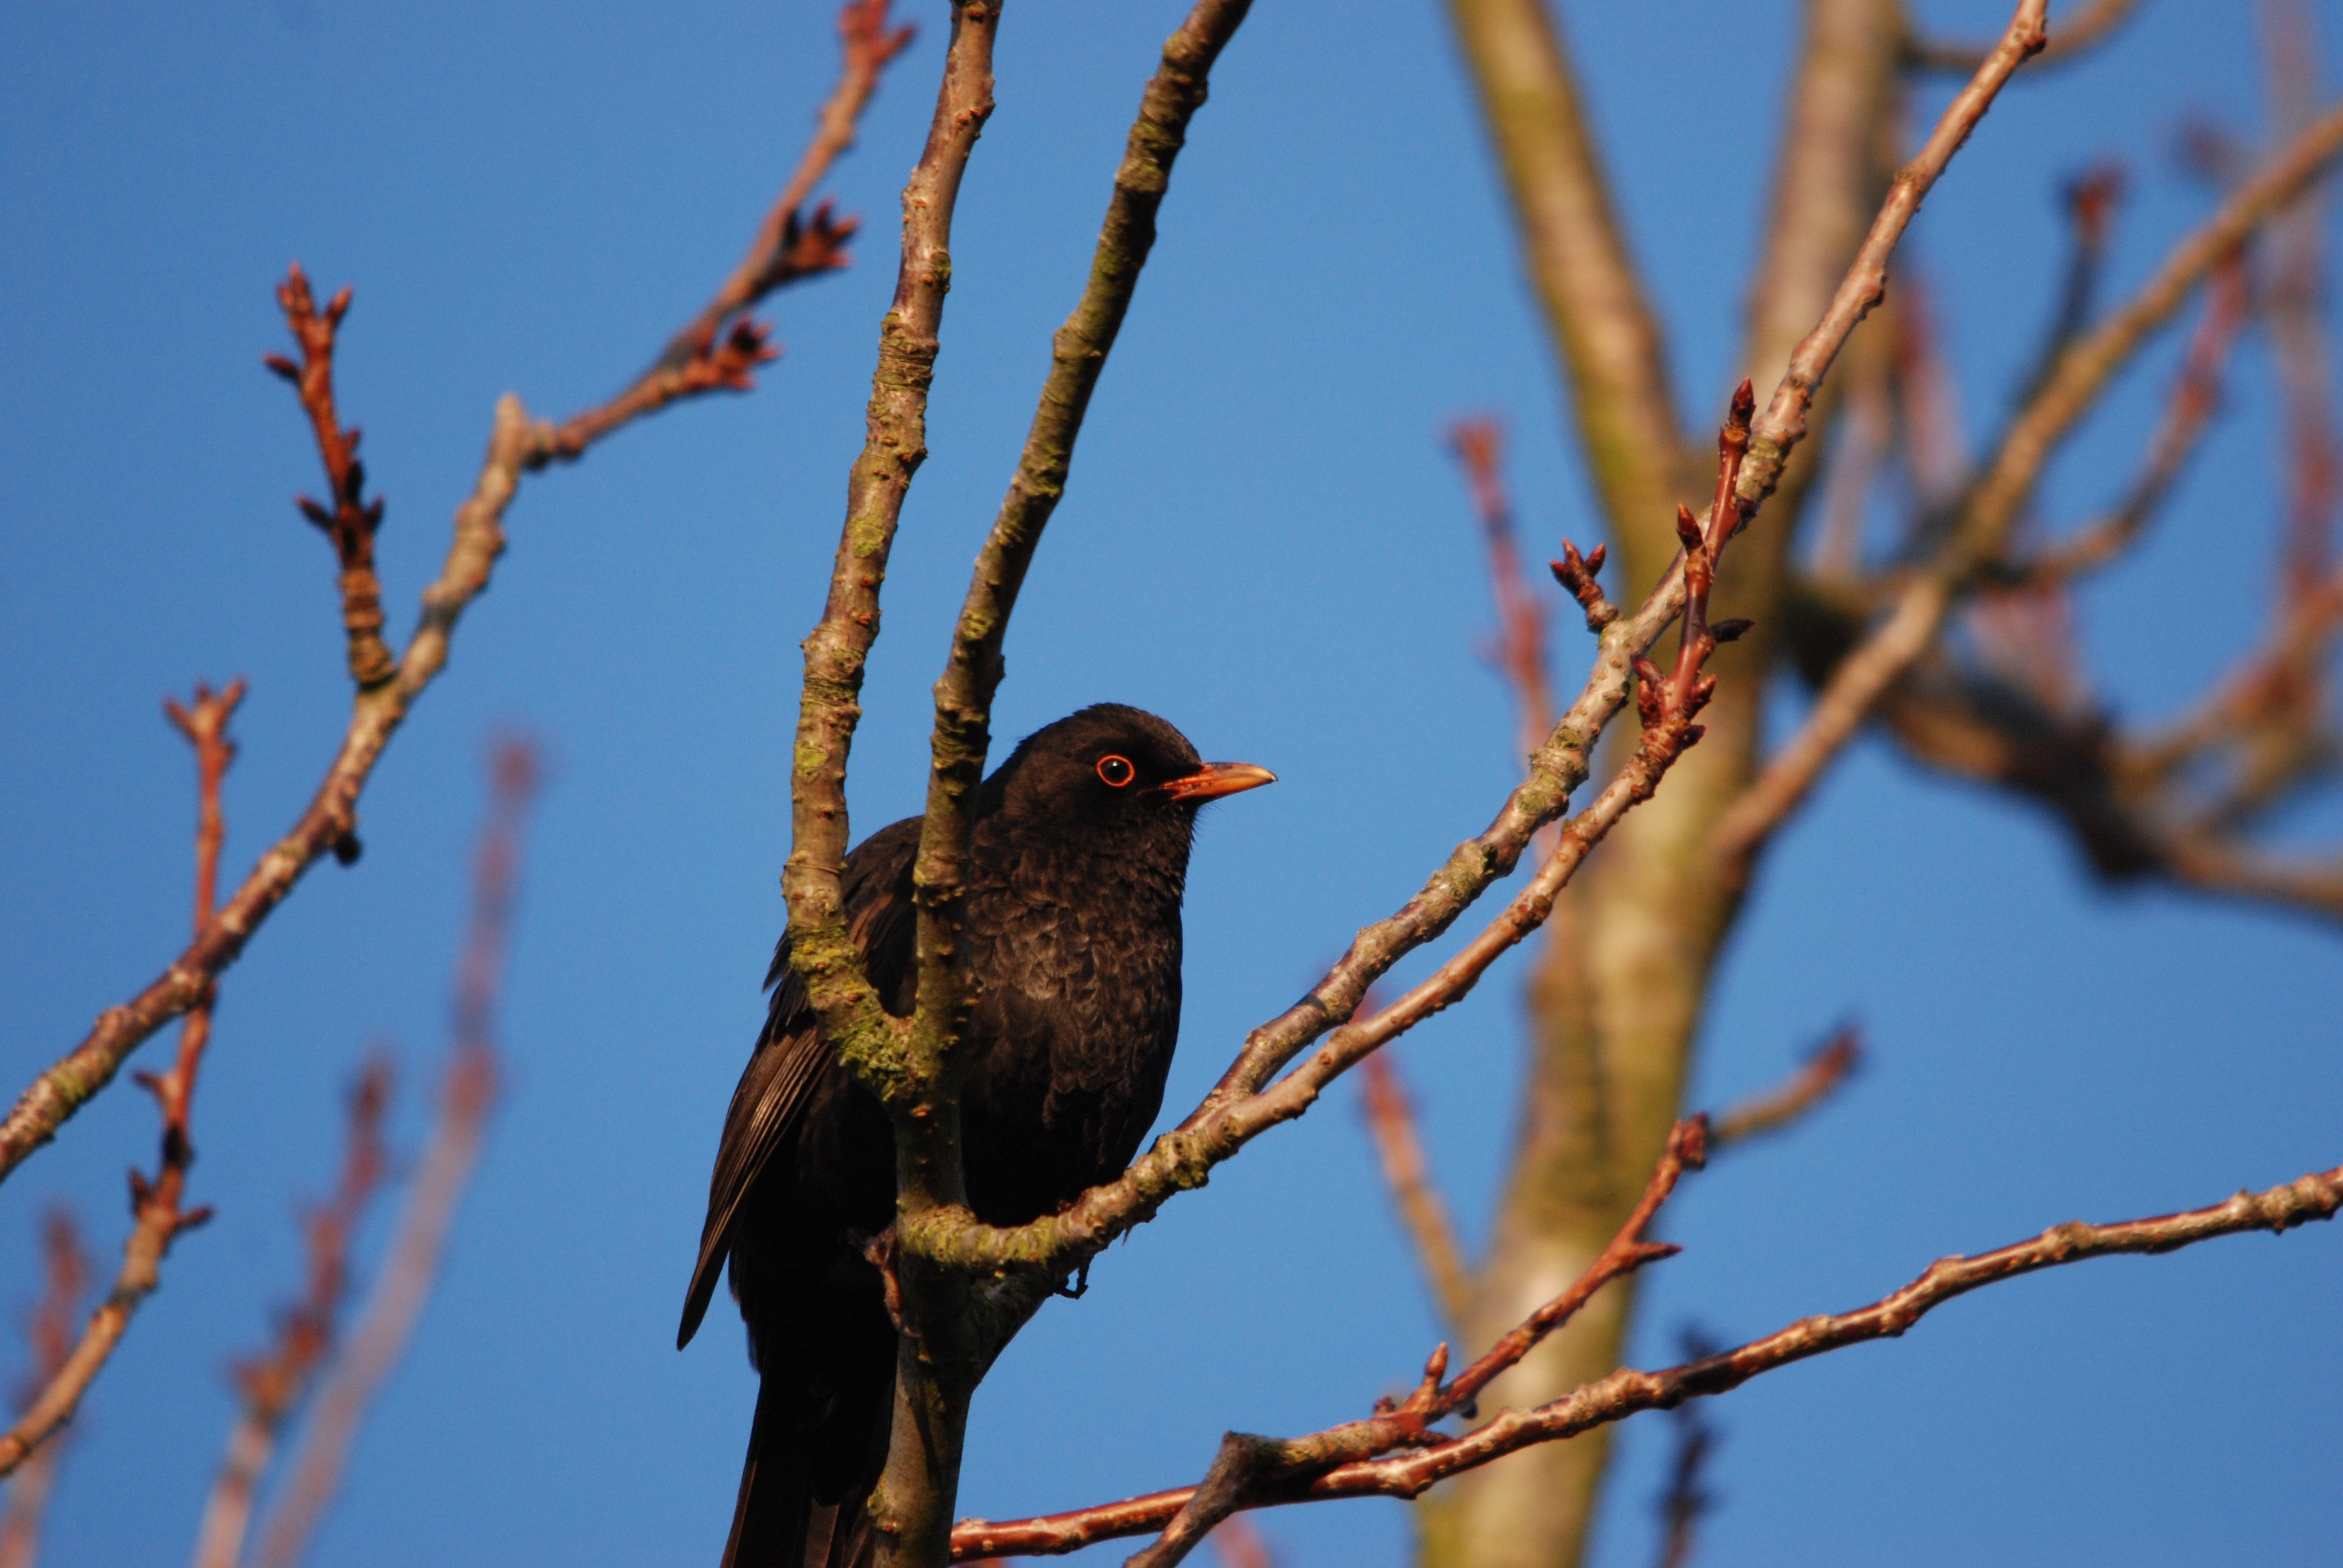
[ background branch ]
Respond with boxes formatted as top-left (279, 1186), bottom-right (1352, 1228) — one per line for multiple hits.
top-left (247, 740), bottom-right (539, 1568)
top-left (1358, 1053), bottom-right (1475, 1331)
top-left (0, 1214), bottom-right (91, 1568)
top-left (189, 1058), bottom-right (392, 1568)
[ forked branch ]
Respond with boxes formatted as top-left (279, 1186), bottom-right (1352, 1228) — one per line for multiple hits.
top-left (0, 0), bottom-right (899, 1191)
top-left (951, 1153), bottom-right (2339, 1557)
top-left (0, 682), bottom-right (244, 1479)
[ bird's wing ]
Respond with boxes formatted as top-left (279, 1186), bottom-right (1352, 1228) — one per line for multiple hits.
top-left (678, 817), bottom-right (922, 1350)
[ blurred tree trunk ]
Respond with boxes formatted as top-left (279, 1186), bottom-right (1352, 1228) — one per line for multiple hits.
top-left (1421, 3), bottom-right (1904, 1564)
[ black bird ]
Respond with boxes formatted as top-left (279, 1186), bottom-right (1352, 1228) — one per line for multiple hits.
top-left (680, 704), bottom-right (1275, 1568)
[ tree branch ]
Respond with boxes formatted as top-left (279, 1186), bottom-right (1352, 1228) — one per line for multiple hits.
top-left (0, 683), bottom-right (244, 1478)
top-left (903, 0), bottom-right (1254, 1207)
top-left (1357, 1053), bottom-right (1476, 1331)
top-left (0, 0), bottom-right (897, 1190)
top-left (1103, 1122), bottom-right (1708, 1568)
top-left (779, 0), bottom-right (1000, 1086)
top-left (0, 1214), bottom-right (91, 1568)
top-left (247, 740), bottom-right (538, 1568)
top-left (1706, 1025), bottom-right (1862, 1151)
top-left (951, 1154), bottom-right (2340, 1557)
top-left (1451, 418), bottom-right (1556, 769)
top-left (1714, 94), bottom-right (2343, 867)
top-left (189, 1057), bottom-right (392, 1568)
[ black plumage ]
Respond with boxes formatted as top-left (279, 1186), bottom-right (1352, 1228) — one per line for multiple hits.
top-left (679, 705), bottom-right (1274, 1568)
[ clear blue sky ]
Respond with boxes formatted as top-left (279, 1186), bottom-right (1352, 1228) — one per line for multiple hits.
top-left (2, 2), bottom-right (2338, 1566)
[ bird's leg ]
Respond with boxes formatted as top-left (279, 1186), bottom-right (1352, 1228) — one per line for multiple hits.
top-left (861, 1226), bottom-right (908, 1333)
top-left (1052, 1259), bottom-right (1092, 1301)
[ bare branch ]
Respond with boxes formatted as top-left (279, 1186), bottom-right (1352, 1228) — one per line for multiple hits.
top-left (1357, 1053), bottom-right (1475, 1330)
top-left (2025, 251), bottom-right (2249, 580)
top-left (641, 0), bottom-right (913, 379)
top-left (778, 0), bottom-right (1001, 1080)
top-left (1707, 1025), bottom-right (1863, 1151)
top-left (952, 1156), bottom-right (2340, 1557)
top-left (0, 2), bottom-right (897, 1189)
top-left (902, 0), bottom-right (1256, 1210)
top-left (0, 682), bottom-right (243, 1479)
top-left (1451, 418), bottom-right (1556, 765)
top-left (0, 1214), bottom-right (91, 1568)
top-left (1736, 0), bottom-right (2050, 515)
top-left (1650, 1347), bottom-right (1720, 1568)
top-left (248, 740), bottom-right (539, 1568)
top-left (1714, 96), bottom-right (2343, 867)
top-left (190, 1058), bottom-right (392, 1568)
top-left (1096, 1122), bottom-right (1707, 1568)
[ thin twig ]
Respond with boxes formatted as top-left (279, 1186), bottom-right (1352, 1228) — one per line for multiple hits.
top-left (0, 683), bottom-right (243, 1480)
top-left (1707, 1026), bottom-right (1862, 1151)
top-left (0, 0), bottom-right (899, 1192)
top-left (247, 740), bottom-right (539, 1568)
top-left (0, 1214), bottom-right (91, 1568)
top-left (1451, 417), bottom-right (1556, 764)
top-left (189, 1059), bottom-right (393, 1568)
top-left (1357, 1053), bottom-right (1475, 1330)
top-left (951, 1155), bottom-right (2341, 1557)
top-left (2025, 252), bottom-right (2249, 580)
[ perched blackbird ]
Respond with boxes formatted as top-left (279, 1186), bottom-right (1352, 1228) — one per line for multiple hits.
top-left (680, 705), bottom-right (1275, 1568)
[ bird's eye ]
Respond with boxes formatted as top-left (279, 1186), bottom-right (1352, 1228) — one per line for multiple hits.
top-left (1096, 754), bottom-right (1135, 788)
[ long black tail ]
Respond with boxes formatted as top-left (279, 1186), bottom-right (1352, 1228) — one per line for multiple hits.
top-left (721, 1241), bottom-right (898, 1568)
top-left (720, 1374), bottom-right (883, 1568)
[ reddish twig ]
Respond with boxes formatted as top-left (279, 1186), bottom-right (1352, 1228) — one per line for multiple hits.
top-left (2027, 250), bottom-right (2250, 580)
top-left (641, 1), bottom-right (913, 376)
top-left (264, 275), bottom-right (395, 689)
top-left (0, 683), bottom-right (244, 1480)
top-left (189, 1059), bottom-right (393, 1568)
top-left (955, 1119), bottom-right (1708, 1565)
top-left (0, 2), bottom-right (901, 1192)
top-left (247, 740), bottom-right (539, 1568)
top-left (1450, 418), bottom-right (1556, 761)
top-left (0, 1214), bottom-right (91, 1568)
top-left (954, 1154), bottom-right (2339, 1557)
top-left (1357, 1051), bottom-right (1475, 1330)
top-left (1708, 1026), bottom-right (1863, 1151)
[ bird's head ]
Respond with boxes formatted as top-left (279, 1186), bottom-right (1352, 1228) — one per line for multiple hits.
top-left (985, 704), bottom-right (1275, 838)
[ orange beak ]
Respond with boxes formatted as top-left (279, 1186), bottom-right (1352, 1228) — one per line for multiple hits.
top-left (1156, 761), bottom-right (1278, 803)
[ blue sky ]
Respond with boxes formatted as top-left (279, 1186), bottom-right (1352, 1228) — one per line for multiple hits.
top-left (2, 2), bottom-right (2338, 1566)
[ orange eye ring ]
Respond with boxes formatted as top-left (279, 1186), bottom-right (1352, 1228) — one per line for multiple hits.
top-left (1096, 754), bottom-right (1135, 788)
